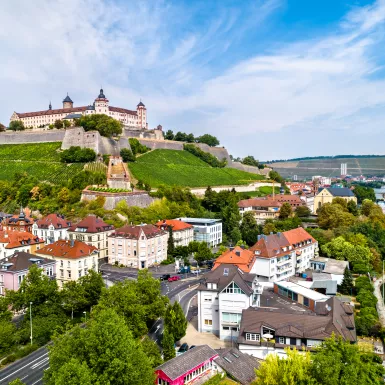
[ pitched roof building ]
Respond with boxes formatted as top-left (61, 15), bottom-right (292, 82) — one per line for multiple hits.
top-left (314, 187), bottom-right (357, 213)
top-left (108, 224), bottom-right (168, 269)
top-left (156, 219), bottom-right (194, 247)
top-left (237, 198), bottom-right (281, 224)
top-left (0, 231), bottom-right (45, 259)
top-left (266, 194), bottom-right (305, 207)
top-left (212, 246), bottom-right (256, 273)
top-left (238, 296), bottom-right (356, 359)
top-left (32, 213), bottom-right (71, 244)
top-left (2, 208), bottom-right (34, 232)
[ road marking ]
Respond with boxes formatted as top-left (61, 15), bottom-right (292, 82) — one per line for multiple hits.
top-left (31, 357), bottom-right (49, 369)
top-left (0, 352), bottom-right (48, 382)
top-left (185, 294), bottom-right (196, 318)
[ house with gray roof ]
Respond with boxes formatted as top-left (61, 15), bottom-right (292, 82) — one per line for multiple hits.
top-left (314, 187), bottom-right (357, 213)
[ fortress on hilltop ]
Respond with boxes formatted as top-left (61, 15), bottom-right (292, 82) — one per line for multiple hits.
top-left (10, 88), bottom-right (148, 130)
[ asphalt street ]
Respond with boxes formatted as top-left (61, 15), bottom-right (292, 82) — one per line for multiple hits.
top-left (0, 271), bottom-right (201, 385)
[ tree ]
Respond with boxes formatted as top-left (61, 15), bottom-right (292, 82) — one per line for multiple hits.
top-left (317, 203), bottom-right (356, 229)
top-left (253, 348), bottom-right (316, 385)
top-left (185, 133), bottom-right (195, 143)
top-left (44, 308), bottom-right (155, 385)
top-left (60, 146), bottom-right (96, 163)
top-left (240, 211), bottom-right (259, 246)
top-left (50, 358), bottom-right (93, 385)
top-left (263, 221), bottom-right (277, 235)
top-left (279, 202), bottom-right (292, 219)
top-left (353, 185), bottom-right (376, 204)
top-left (164, 130), bottom-right (174, 140)
top-left (0, 320), bottom-right (17, 355)
top-left (162, 327), bottom-right (175, 361)
top-left (9, 380), bottom-right (26, 385)
top-left (120, 148), bottom-right (136, 162)
top-left (174, 131), bottom-right (187, 142)
top-left (63, 119), bottom-right (71, 128)
top-left (347, 200), bottom-right (358, 216)
top-left (57, 187), bottom-right (70, 205)
top-left (167, 226), bottom-right (175, 258)
top-left (61, 281), bottom-right (87, 319)
top-left (312, 335), bottom-right (385, 385)
top-left (242, 156), bottom-right (259, 167)
top-left (9, 120), bottom-right (25, 131)
top-left (78, 270), bottom-right (105, 309)
top-left (141, 336), bottom-right (163, 368)
top-left (54, 119), bottom-right (64, 129)
top-left (338, 267), bottom-right (353, 295)
top-left (193, 242), bottom-right (213, 264)
top-left (164, 302), bottom-right (187, 342)
top-left (268, 170), bottom-right (283, 183)
top-left (77, 114), bottom-right (123, 137)
top-left (196, 134), bottom-right (220, 147)
top-left (295, 205), bottom-right (311, 217)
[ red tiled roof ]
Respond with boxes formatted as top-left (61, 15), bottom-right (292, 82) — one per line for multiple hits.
top-left (0, 231), bottom-right (44, 249)
top-left (68, 215), bottom-right (114, 233)
top-left (37, 240), bottom-right (97, 259)
top-left (36, 214), bottom-right (70, 229)
top-left (212, 246), bottom-right (256, 273)
top-left (266, 194), bottom-right (304, 206)
top-left (110, 224), bottom-right (166, 240)
top-left (283, 227), bottom-right (316, 245)
top-left (237, 198), bottom-right (282, 208)
top-left (16, 106), bottom-right (87, 118)
top-left (109, 106), bottom-right (137, 115)
top-left (156, 219), bottom-right (193, 232)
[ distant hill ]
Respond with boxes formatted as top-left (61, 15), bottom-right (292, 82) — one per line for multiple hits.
top-left (128, 149), bottom-right (264, 188)
top-left (270, 156), bottom-right (385, 179)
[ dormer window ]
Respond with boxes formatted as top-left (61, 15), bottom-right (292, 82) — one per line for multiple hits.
top-left (207, 283), bottom-right (212, 289)
top-left (212, 283), bottom-right (217, 290)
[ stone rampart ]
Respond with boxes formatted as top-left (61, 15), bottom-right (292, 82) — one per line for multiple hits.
top-left (229, 161), bottom-right (270, 176)
top-left (0, 130), bottom-right (66, 144)
top-left (81, 189), bottom-right (157, 210)
top-left (61, 127), bottom-right (100, 153)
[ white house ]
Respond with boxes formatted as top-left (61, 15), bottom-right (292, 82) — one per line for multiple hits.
top-left (156, 219), bottom-right (194, 247)
top-left (176, 218), bottom-right (222, 247)
top-left (32, 214), bottom-right (71, 244)
top-left (197, 264), bottom-right (262, 341)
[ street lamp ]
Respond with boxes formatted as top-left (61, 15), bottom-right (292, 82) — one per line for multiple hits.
top-left (83, 311), bottom-right (87, 323)
top-left (29, 302), bottom-right (33, 346)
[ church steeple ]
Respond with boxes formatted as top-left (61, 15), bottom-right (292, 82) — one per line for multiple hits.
top-left (49, 101), bottom-right (52, 110)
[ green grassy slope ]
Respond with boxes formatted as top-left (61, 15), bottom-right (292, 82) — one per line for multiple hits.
top-left (0, 142), bottom-right (84, 183)
top-left (128, 149), bottom-right (264, 187)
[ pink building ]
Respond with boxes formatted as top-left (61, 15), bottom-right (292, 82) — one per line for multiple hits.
top-left (155, 345), bottom-right (218, 385)
top-left (0, 251), bottom-right (56, 296)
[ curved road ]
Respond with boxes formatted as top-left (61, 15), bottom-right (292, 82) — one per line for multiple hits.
top-left (0, 275), bottom-right (200, 385)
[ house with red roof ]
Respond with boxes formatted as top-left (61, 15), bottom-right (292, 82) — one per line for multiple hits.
top-left (108, 224), bottom-right (168, 269)
top-left (156, 219), bottom-right (194, 247)
top-left (35, 240), bottom-right (98, 288)
top-left (0, 231), bottom-right (45, 259)
top-left (212, 246), bottom-right (257, 273)
top-left (2, 207), bottom-right (34, 232)
top-left (68, 215), bottom-right (114, 262)
top-left (32, 214), bottom-right (71, 244)
top-left (237, 198), bottom-right (281, 224)
top-left (249, 227), bottom-right (318, 282)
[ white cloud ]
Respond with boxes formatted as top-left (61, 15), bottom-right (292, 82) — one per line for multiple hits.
top-left (1, 0), bottom-right (385, 159)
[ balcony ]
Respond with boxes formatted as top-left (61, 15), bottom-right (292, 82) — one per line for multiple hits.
top-left (277, 258), bottom-right (291, 266)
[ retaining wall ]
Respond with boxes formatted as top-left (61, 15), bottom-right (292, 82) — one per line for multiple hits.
top-left (188, 182), bottom-right (273, 196)
top-left (229, 161), bottom-right (270, 176)
top-left (0, 130), bottom-right (66, 144)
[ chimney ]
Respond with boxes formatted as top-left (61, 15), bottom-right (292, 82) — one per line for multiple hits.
top-left (240, 245), bottom-right (245, 250)
top-left (257, 235), bottom-right (261, 241)
top-left (70, 239), bottom-right (74, 247)
top-left (277, 232), bottom-right (281, 237)
top-left (229, 246), bottom-right (234, 251)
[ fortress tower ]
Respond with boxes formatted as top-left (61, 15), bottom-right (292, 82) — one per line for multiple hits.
top-left (62, 94), bottom-right (73, 109)
top-left (137, 100), bottom-right (147, 129)
top-left (94, 88), bottom-right (109, 115)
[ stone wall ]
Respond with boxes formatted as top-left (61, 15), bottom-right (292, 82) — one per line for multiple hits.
top-left (0, 130), bottom-right (66, 144)
top-left (189, 182), bottom-right (273, 196)
top-left (81, 189), bottom-right (157, 210)
top-left (229, 161), bottom-right (270, 176)
top-left (61, 127), bottom-right (100, 153)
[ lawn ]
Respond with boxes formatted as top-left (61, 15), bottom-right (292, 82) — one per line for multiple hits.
top-left (128, 149), bottom-right (264, 188)
top-left (0, 142), bottom-right (62, 161)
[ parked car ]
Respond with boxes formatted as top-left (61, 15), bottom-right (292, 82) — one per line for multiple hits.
top-left (168, 276), bottom-right (181, 282)
top-left (160, 274), bottom-right (171, 281)
top-left (178, 343), bottom-right (189, 353)
top-left (192, 269), bottom-right (201, 275)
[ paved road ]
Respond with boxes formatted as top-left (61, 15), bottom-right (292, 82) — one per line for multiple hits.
top-left (0, 274), bottom-right (201, 385)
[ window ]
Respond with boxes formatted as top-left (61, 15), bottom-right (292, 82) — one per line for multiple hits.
top-left (204, 297), bottom-right (212, 302)
top-left (303, 297), bottom-right (309, 307)
top-left (157, 379), bottom-right (169, 385)
top-left (224, 282), bottom-right (245, 294)
top-left (68, 270), bottom-right (71, 278)
top-left (246, 333), bottom-right (260, 341)
top-left (222, 312), bottom-right (242, 324)
top-left (204, 319), bottom-right (212, 326)
top-left (279, 337), bottom-right (285, 344)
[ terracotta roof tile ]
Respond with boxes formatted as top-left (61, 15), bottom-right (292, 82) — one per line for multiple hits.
top-left (213, 247), bottom-right (256, 273)
top-left (0, 231), bottom-right (44, 249)
top-left (156, 219), bottom-right (193, 232)
top-left (68, 215), bottom-right (114, 233)
top-left (237, 199), bottom-right (281, 209)
top-left (110, 224), bottom-right (166, 240)
top-left (37, 240), bottom-right (97, 259)
top-left (36, 214), bottom-right (71, 229)
top-left (109, 106), bottom-right (137, 115)
top-left (16, 106), bottom-right (87, 118)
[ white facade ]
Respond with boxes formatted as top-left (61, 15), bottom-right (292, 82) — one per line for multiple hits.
top-left (177, 218), bottom-right (222, 247)
top-left (173, 227), bottom-right (194, 247)
top-left (32, 224), bottom-right (69, 244)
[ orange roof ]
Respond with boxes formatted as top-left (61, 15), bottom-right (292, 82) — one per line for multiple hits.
top-left (156, 219), bottom-right (193, 232)
top-left (266, 194), bottom-right (304, 206)
top-left (0, 231), bottom-right (44, 249)
top-left (213, 246), bottom-right (256, 273)
top-left (237, 199), bottom-right (281, 208)
top-left (283, 227), bottom-right (316, 245)
top-left (37, 240), bottom-right (97, 259)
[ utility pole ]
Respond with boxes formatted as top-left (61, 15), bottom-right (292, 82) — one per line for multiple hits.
top-left (29, 302), bottom-right (33, 345)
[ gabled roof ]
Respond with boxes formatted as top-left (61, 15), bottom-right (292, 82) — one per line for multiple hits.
top-left (283, 227), bottom-right (316, 246)
top-left (35, 214), bottom-right (71, 230)
top-left (267, 194), bottom-right (304, 206)
top-left (318, 187), bottom-right (354, 197)
top-left (109, 106), bottom-right (137, 115)
top-left (110, 224), bottom-right (167, 240)
top-left (237, 198), bottom-right (281, 209)
top-left (213, 247), bottom-right (256, 273)
top-left (156, 219), bottom-right (193, 232)
top-left (37, 240), bottom-right (97, 259)
top-left (68, 215), bottom-right (114, 233)
top-left (156, 345), bottom-right (218, 381)
top-left (197, 264), bottom-right (255, 296)
top-left (214, 348), bottom-right (259, 385)
top-left (0, 231), bottom-right (44, 249)
top-left (0, 251), bottom-right (54, 273)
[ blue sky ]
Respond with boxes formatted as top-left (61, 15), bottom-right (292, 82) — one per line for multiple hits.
top-left (1, 0), bottom-right (385, 160)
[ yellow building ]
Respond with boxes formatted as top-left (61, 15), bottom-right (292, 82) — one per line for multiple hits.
top-left (314, 187), bottom-right (356, 213)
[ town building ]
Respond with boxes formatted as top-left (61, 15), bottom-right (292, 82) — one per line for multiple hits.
top-left (197, 264), bottom-right (261, 341)
top-left (10, 88), bottom-right (148, 129)
top-left (214, 348), bottom-right (260, 385)
top-left (0, 251), bottom-right (55, 295)
top-left (32, 214), bottom-right (71, 244)
top-left (2, 208), bottom-right (34, 232)
top-left (155, 345), bottom-right (218, 385)
top-left (108, 224), bottom-right (168, 269)
top-left (314, 187), bottom-right (356, 213)
top-left (156, 219), bottom-right (194, 247)
top-left (213, 246), bottom-right (257, 273)
top-left (35, 240), bottom-right (98, 288)
top-left (267, 194), bottom-right (305, 208)
top-left (310, 257), bottom-right (349, 285)
top-left (67, 215), bottom-right (114, 262)
top-left (237, 296), bottom-right (356, 359)
top-left (0, 231), bottom-right (45, 259)
top-left (312, 176), bottom-right (332, 186)
top-left (237, 199), bottom-right (281, 224)
top-left (176, 218), bottom-right (222, 247)
top-left (249, 227), bottom-right (318, 282)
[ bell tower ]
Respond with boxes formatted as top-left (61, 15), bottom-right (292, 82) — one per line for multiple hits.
top-left (137, 100), bottom-right (146, 128)
top-left (63, 93), bottom-right (73, 109)
top-left (94, 88), bottom-right (109, 115)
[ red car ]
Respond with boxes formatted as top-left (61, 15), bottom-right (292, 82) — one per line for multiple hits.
top-left (168, 276), bottom-right (181, 282)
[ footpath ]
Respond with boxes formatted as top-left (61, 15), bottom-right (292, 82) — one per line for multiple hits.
top-left (373, 277), bottom-right (385, 326)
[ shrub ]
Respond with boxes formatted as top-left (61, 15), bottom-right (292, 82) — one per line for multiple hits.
top-left (120, 148), bottom-right (136, 162)
top-left (129, 138), bottom-right (149, 155)
top-left (183, 144), bottom-right (227, 168)
top-left (60, 146), bottom-right (96, 163)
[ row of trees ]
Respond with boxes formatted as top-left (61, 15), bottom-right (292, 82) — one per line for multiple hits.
top-left (60, 146), bottom-right (96, 163)
top-left (164, 131), bottom-right (220, 147)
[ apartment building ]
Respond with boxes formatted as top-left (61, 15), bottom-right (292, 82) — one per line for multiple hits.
top-left (108, 224), bottom-right (168, 269)
top-left (176, 218), bottom-right (222, 247)
top-left (32, 213), bottom-right (71, 244)
top-left (0, 231), bottom-right (45, 259)
top-left (237, 199), bottom-right (281, 224)
top-left (156, 219), bottom-right (194, 247)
